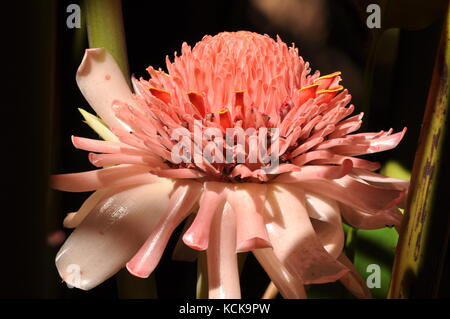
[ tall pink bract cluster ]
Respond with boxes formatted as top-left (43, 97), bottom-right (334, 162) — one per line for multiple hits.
top-left (52, 31), bottom-right (408, 298)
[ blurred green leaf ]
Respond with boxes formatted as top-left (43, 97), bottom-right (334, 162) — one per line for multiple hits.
top-left (353, 227), bottom-right (398, 299)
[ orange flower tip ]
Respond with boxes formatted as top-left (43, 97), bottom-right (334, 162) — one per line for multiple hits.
top-left (299, 83), bottom-right (319, 91)
top-left (218, 108), bottom-right (229, 115)
top-left (219, 108), bottom-right (233, 129)
top-left (317, 85), bottom-right (344, 95)
top-left (186, 91), bottom-right (203, 96)
top-left (187, 91), bottom-right (206, 117)
top-left (149, 87), bottom-right (172, 104)
top-left (313, 71), bottom-right (342, 82)
top-left (234, 90), bottom-right (245, 108)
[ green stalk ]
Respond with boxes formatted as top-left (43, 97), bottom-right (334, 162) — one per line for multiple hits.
top-left (84, 0), bottom-right (130, 82)
top-left (196, 251), bottom-right (208, 299)
top-left (388, 5), bottom-right (450, 298)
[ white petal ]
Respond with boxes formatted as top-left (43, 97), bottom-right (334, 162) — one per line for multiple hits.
top-left (55, 180), bottom-right (174, 290)
top-left (76, 48), bottom-right (137, 130)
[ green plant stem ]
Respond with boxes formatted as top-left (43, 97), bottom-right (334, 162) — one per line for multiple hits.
top-left (84, 0), bottom-right (130, 82)
top-left (196, 251), bottom-right (208, 299)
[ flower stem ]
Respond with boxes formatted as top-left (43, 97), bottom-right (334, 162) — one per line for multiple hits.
top-left (196, 251), bottom-right (208, 299)
top-left (83, 0), bottom-right (130, 83)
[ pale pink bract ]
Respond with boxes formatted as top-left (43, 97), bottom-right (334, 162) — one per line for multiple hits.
top-left (52, 31), bottom-right (408, 298)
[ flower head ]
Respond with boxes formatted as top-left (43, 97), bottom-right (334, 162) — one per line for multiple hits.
top-left (52, 31), bottom-right (408, 298)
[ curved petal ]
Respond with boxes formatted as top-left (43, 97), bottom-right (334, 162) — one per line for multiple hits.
top-left (207, 202), bottom-right (241, 299)
top-left (340, 204), bottom-right (403, 230)
top-left (227, 183), bottom-right (272, 252)
top-left (264, 184), bottom-right (348, 284)
top-left (51, 164), bottom-right (162, 192)
top-left (55, 180), bottom-right (174, 290)
top-left (305, 193), bottom-right (344, 258)
top-left (71, 135), bottom-right (146, 155)
top-left (351, 168), bottom-right (409, 191)
top-left (274, 160), bottom-right (353, 183)
top-left (253, 248), bottom-right (307, 299)
top-left (183, 182), bottom-right (229, 250)
top-left (126, 181), bottom-right (202, 278)
top-left (299, 176), bottom-right (404, 215)
top-left (76, 48), bottom-right (138, 130)
top-left (331, 128), bottom-right (407, 156)
top-left (338, 254), bottom-right (372, 299)
top-left (292, 150), bottom-right (380, 171)
top-left (88, 153), bottom-right (165, 168)
top-left (149, 168), bottom-right (206, 179)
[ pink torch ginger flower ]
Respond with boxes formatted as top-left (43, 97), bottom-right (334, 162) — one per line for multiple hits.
top-left (52, 31), bottom-right (408, 298)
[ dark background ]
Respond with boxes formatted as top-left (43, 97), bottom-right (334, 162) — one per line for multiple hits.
top-left (1, 0), bottom-right (447, 298)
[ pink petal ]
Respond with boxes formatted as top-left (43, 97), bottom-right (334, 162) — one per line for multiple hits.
top-left (274, 160), bottom-right (353, 183)
top-left (351, 168), bottom-right (409, 191)
top-left (230, 164), bottom-right (254, 179)
top-left (51, 165), bottom-right (161, 192)
top-left (55, 181), bottom-right (174, 290)
top-left (340, 204), bottom-right (403, 230)
top-left (263, 163), bottom-right (302, 175)
top-left (76, 48), bottom-right (138, 130)
top-left (338, 254), bottom-right (372, 299)
top-left (126, 181), bottom-right (202, 278)
top-left (227, 183), bottom-right (272, 252)
top-left (72, 136), bottom-right (123, 153)
top-left (88, 153), bottom-right (165, 168)
top-left (183, 182), bottom-right (229, 250)
top-left (305, 193), bottom-right (344, 258)
top-left (72, 135), bottom-right (153, 157)
top-left (149, 168), bottom-right (206, 179)
top-left (253, 248), bottom-right (307, 299)
top-left (292, 150), bottom-right (380, 171)
top-left (299, 176), bottom-right (405, 215)
top-left (265, 184), bottom-right (348, 284)
top-left (332, 128), bottom-right (407, 156)
top-left (207, 202), bottom-right (241, 298)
